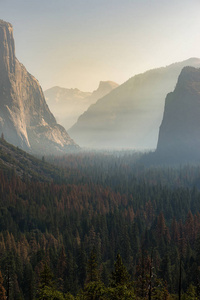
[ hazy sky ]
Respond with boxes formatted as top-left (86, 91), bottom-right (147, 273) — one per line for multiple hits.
top-left (1, 0), bottom-right (200, 91)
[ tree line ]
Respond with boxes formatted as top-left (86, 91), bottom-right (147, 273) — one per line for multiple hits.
top-left (0, 152), bottom-right (200, 298)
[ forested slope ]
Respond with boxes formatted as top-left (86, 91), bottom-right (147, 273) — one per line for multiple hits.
top-left (0, 146), bottom-right (200, 298)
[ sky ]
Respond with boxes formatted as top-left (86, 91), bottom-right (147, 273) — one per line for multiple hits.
top-left (1, 0), bottom-right (200, 91)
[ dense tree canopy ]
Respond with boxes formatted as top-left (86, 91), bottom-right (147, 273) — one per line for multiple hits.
top-left (0, 146), bottom-right (200, 298)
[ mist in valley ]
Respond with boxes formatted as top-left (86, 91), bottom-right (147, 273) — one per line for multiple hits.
top-left (1, 2), bottom-right (200, 298)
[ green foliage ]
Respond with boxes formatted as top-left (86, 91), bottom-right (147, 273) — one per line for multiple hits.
top-left (1, 151), bottom-right (200, 298)
top-left (38, 263), bottom-right (55, 299)
top-left (86, 249), bottom-right (99, 283)
top-left (110, 254), bottom-right (130, 287)
top-left (77, 281), bottom-right (105, 300)
top-left (106, 285), bottom-right (136, 299)
top-left (38, 286), bottom-right (74, 300)
top-left (39, 263), bottom-right (54, 289)
top-left (77, 281), bottom-right (137, 300)
top-left (182, 284), bottom-right (198, 300)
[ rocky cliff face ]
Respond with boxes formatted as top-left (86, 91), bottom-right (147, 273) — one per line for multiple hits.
top-left (87, 81), bottom-right (119, 104)
top-left (69, 58), bottom-right (200, 149)
top-left (0, 20), bottom-right (78, 155)
top-left (44, 81), bottom-right (118, 130)
top-left (156, 67), bottom-right (200, 162)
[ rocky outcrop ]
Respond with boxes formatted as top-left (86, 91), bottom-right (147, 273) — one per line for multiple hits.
top-left (0, 20), bottom-right (78, 155)
top-left (44, 81), bottom-right (118, 130)
top-left (87, 81), bottom-right (119, 104)
top-left (156, 67), bottom-right (200, 162)
top-left (69, 58), bottom-right (200, 149)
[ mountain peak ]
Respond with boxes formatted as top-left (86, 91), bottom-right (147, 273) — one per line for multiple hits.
top-left (95, 81), bottom-right (119, 94)
top-left (177, 66), bottom-right (200, 83)
top-left (156, 66), bottom-right (200, 162)
top-left (44, 81), bottom-right (118, 131)
top-left (185, 57), bottom-right (200, 63)
top-left (86, 80), bottom-right (119, 105)
top-left (0, 20), bottom-right (78, 154)
top-left (0, 19), bottom-right (15, 75)
top-left (98, 81), bottom-right (119, 89)
top-left (0, 19), bottom-right (12, 27)
top-left (69, 58), bottom-right (200, 149)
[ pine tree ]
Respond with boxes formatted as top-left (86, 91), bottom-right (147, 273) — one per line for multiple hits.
top-left (110, 254), bottom-right (130, 287)
top-left (0, 270), bottom-right (6, 300)
top-left (86, 248), bottom-right (99, 283)
top-left (38, 263), bottom-right (54, 300)
top-left (1, 251), bottom-right (16, 300)
top-left (64, 251), bottom-right (78, 294)
top-left (22, 262), bottom-right (34, 300)
top-left (39, 263), bottom-right (53, 289)
top-left (159, 254), bottom-right (172, 291)
top-left (77, 244), bottom-right (87, 288)
top-left (57, 246), bottom-right (67, 291)
top-left (101, 264), bottom-right (109, 286)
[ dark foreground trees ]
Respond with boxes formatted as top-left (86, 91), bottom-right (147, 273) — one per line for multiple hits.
top-left (1, 152), bottom-right (200, 298)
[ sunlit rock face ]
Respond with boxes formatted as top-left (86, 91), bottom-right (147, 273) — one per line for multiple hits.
top-left (0, 20), bottom-right (78, 155)
top-left (69, 58), bottom-right (200, 150)
top-left (156, 67), bottom-right (200, 162)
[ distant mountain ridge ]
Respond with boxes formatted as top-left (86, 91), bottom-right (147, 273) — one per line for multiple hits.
top-left (0, 20), bottom-right (78, 155)
top-left (87, 81), bottom-right (119, 104)
top-left (45, 81), bottom-right (118, 130)
top-left (69, 58), bottom-right (200, 149)
top-left (156, 66), bottom-right (200, 162)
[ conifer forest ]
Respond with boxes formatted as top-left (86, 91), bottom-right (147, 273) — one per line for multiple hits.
top-left (0, 140), bottom-right (199, 299)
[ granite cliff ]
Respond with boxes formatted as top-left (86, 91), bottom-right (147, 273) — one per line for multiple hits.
top-left (69, 58), bottom-right (200, 149)
top-left (0, 20), bottom-right (78, 155)
top-left (156, 67), bottom-right (200, 162)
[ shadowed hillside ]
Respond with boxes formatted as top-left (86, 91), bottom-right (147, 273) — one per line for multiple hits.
top-left (69, 58), bottom-right (200, 149)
